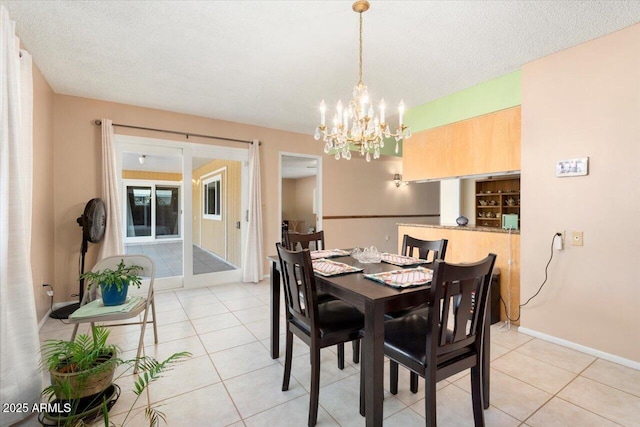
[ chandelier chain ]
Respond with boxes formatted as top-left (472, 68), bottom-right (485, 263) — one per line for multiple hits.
top-left (358, 11), bottom-right (363, 84)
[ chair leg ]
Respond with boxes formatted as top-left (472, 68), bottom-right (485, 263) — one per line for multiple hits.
top-left (309, 347), bottom-right (321, 427)
top-left (352, 339), bottom-right (360, 364)
top-left (410, 371), bottom-right (419, 394)
top-left (470, 365), bottom-right (486, 427)
top-left (389, 360), bottom-right (399, 395)
top-left (70, 324), bottom-right (79, 341)
top-left (425, 370), bottom-right (437, 427)
top-left (150, 297), bottom-right (158, 344)
top-left (337, 343), bottom-right (345, 370)
top-left (134, 307), bottom-right (152, 374)
top-left (282, 329), bottom-right (294, 391)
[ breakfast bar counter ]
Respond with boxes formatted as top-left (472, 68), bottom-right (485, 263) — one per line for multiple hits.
top-left (398, 223), bottom-right (520, 324)
top-left (397, 223), bottom-right (520, 234)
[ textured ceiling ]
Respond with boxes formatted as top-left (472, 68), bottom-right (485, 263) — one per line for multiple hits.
top-left (3, 1), bottom-right (640, 135)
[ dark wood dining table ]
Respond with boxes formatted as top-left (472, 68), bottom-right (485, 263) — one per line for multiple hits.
top-left (268, 253), bottom-right (491, 427)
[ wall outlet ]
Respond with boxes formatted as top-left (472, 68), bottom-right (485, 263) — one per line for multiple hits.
top-left (571, 231), bottom-right (584, 246)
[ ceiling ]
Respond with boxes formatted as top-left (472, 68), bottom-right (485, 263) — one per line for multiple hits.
top-left (3, 1), bottom-right (640, 136)
top-left (122, 153), bottom-right (212, 173)
top-left (281, 155), bottom-right (317, 179)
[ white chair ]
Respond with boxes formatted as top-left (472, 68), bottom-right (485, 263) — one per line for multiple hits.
top-left (68, 255), bottom-right (158, 373)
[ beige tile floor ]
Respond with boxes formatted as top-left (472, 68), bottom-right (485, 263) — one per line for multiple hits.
top-left (26, 280), bottom-right (640, 427)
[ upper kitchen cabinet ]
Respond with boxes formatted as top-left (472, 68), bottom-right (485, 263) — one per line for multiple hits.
top-left (403, 106), bottom-right (521, 181)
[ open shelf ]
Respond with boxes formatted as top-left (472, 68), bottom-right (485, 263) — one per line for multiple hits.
top-left (476, 176), bottom-right (521, 228)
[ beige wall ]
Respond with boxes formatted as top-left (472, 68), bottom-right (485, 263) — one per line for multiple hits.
top-left (31, 64), bottom-right (55, 322)
top-left (281, 179), bottom-right (296, 223)
top-left (521, 24), bottom-right (640, 362)
top-left (50, 95), bottom-right (439, 303)
top-left (192, 159), bottom-right (242, 266)
top-left (282, 176), bottom-right (316, 233)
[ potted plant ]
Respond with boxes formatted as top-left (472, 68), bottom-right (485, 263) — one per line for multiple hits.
top-left (80, 259), bottom-right (143, 306)
top-left (40, 326), bottom-right (191, 426)
top-left (42, 326), bottom-right (119, 401)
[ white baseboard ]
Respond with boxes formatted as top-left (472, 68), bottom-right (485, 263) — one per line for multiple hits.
top-left (518, 327), bottom-right (640, 371)
top-left (38, 309), bottom-right (51, 330)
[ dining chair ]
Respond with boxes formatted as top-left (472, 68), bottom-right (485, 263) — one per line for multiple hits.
top-left (68, 255), bottom-right (157, 374)
top-left (402, 234), bottom-right (448, 263)
top-left (386, 236), bottom-right (448, 321)
top-left (276, 243), bottom-right (364, 427)
top-left (363, 254), bottom-right (497, 426)
top-left (388, 235), bottom-right (449, 390)
top-left (284, 230), bottom-right (360, 367)
top-left (284, 230), bottom-right (325, 251)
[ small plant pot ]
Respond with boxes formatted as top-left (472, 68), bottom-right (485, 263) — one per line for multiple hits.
top-left (100, 282), bottom-right (129, 306)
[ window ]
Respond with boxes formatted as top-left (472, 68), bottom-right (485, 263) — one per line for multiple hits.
top-left (203, 174), bottom-right (222, 220)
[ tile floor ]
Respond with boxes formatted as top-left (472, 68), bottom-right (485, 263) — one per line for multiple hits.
top-left (29, 280), bottom-right (640, 427)
top-left (124, 241), bottom-right (236, 278)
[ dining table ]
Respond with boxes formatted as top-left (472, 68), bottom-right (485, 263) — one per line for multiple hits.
top-left (267, 252), bottom-right (491, 427)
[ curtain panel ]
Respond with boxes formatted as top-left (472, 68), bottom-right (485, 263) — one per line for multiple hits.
top-left (242, 140), bottom-right (264, 282)
top-left (0, 6), bottom-right (41, 426)
top-left (97, 119), bottom-right (124, 260)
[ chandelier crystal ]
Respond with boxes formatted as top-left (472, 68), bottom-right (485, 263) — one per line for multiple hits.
top-left (314, 0), bottom-right (411, 162)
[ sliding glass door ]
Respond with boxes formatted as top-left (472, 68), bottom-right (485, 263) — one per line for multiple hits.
top-left (124, 182), bottom-right (181, 242)
top-left (116, 137), bottom-right (248, 290)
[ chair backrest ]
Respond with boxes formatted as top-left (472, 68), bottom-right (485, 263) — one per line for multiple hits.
top-left (426, 254), bottom-right (497, 359)
top-left (402, 235), bottom-right (448, 262)
top-left (284, 230), bottom-right (325, 251)
top-left (81, 254), bottom-right (156, 305)
top-left (275, 243), bottom-right (319, 333)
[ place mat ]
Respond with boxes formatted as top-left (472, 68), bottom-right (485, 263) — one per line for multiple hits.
top-left (312, 258), bottom-right (363, 277)
top-left (364, 267), bottom-right (433, 289)
top-left (69, 296), bottom-right (143, 319)
top-left (381, 253), bottom-right (429, 267)
top-left (310, 249), bottom-right (351, 260)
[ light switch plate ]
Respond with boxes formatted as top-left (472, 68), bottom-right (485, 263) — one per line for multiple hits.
top-left (571, 231), bottom-right (584, 246)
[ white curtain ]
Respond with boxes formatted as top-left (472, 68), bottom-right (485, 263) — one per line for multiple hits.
top-left (242, 140), bottom-right (264, 282)
top-left (97, 119), bottom-right (124, 259)
top-left (0, 6), bottom-right (41, 426)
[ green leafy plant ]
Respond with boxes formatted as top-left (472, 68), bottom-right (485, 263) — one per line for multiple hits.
top-left (40, 326), bottom-right (191, 426)
top-left (80, 259), bottom-right (143, 293)
top-left (103, 352), bottom-right (192, 427)
top-left (42, 327), bottom-right (120, 401)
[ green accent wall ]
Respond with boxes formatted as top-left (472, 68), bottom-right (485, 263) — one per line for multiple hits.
top-left (406, 71), bottom-right (521, 134)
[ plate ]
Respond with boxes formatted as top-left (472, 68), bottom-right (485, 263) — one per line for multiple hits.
top-left (381, 253), bottom-right (428, 267)
top-left (364, 267), bottom-right (433, 289)
top-left (312, 259), bottom-right (363, 277)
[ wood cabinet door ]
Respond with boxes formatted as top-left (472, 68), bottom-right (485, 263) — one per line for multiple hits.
top-left (403, 106), bottom-right (521, 181)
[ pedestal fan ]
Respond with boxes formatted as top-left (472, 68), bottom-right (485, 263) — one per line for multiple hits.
top-left (50, 198), bottom-right (107, 319)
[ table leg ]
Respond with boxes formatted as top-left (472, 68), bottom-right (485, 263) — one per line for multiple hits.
top-left (483, 308), bottom-right (491, 408)
top-left (364, 300), bottom-right (384, 427)
top-left (270, 260), bottom-right (280, 359)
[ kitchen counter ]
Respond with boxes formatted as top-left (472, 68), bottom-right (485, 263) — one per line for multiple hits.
top-left (397, 223), bottom-right (520, 235)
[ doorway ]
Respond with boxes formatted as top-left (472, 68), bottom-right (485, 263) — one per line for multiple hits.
top-left (279, 153), bottom-right (322, 242)
top-left (116, 135), bottom-right (248, 290)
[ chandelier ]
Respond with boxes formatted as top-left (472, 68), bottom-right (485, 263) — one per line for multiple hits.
top-left (314, 0), bottom-right (411, 162)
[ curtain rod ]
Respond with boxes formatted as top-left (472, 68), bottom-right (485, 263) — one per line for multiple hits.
top-left (93, 120), bottom-right (258, 145)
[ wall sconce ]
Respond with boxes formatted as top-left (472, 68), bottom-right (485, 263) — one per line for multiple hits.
top-left (393, 173), bottom-right (407, 187)
top-left (138, 154), bottom-right (146, 165)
